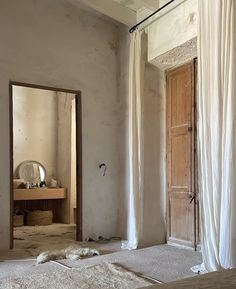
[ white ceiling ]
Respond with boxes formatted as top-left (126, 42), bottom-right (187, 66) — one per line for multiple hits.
top-left (75, 0), bottom-right (159, 26)
top-left (113, 0), bottom-right (159, 11)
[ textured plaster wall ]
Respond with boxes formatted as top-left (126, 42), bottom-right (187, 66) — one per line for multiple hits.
top-left (56, 92), bottom-right (74, 224)
top-left (151, 38), bottom-right (197, 70)
top-left (141, 62), bottom-right (166, 245)
top-left (0, 0), bottom-right (122, 249)
top-left (13, 86), bottom-right (58, 180)
top-left (148, 0), bottom-right (198, 70)
top-left (141, 34), bottom-right (166, 245)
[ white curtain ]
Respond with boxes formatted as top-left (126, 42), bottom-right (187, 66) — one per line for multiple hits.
top-left (198, 0), bottom-right (236, 271)
top-left (122, 30), bottom-right (144, 250)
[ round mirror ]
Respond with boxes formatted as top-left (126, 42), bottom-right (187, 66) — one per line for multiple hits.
top-left (18, 161), bottom-right (46, 183)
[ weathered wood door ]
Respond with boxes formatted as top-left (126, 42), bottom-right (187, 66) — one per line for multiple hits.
top-left (166, 61), bottom-right (197, 249)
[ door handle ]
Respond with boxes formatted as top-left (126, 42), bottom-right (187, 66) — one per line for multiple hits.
top-left (188, 127), bottom-right (193, 132)
top-left (189, 195), bottom-right (196, 204)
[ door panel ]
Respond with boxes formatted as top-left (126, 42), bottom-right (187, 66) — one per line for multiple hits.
top-left (171, 77), bottom-right (191, 128)
top-left (167, 61), bottom-right (197, 249)
top-left (171, 133), bottom-right (191, 189)
top-left (169, 193), bottom-right (194, 242)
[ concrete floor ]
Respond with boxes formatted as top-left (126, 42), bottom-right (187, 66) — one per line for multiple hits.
top-left (14, 223), bottom-right (77, 254)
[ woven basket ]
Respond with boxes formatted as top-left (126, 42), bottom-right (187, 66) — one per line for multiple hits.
top-left (26, 210), bottom-right (53, 226)
top-left (13, 215), bottom-right (24, 227)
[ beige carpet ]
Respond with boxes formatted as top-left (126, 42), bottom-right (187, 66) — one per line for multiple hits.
top-left (0, 262), bottom-right (153, 289)
top-left (60, 245), bottom-right (202, 283)
top-left (0, 245), bottom-right (202, 283)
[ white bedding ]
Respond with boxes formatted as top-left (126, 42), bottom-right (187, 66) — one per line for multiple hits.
top-left (140, 269), bottom-right (236, 289)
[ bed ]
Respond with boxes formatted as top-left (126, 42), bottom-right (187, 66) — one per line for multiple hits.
top-left (140, 268), bottom-right (236, 289)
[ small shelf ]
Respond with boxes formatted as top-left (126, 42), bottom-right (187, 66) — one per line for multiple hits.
top-left (14, 188), bottom-right (67, 201)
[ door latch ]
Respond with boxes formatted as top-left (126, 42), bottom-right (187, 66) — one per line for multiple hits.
top-left (189, 195), bottom-right (196, 204)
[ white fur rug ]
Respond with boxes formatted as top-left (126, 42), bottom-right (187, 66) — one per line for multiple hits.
top-left (0, 263), bottom-right (153, 289)
top-left (37, 245), bottom-right (100, 264)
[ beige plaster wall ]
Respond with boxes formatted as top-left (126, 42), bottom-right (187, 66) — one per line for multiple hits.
top-left (13, 86), bottom-right (58, 180)
top-left (148, 0), bottom-right (198, 70)
top-left (141, 34), bottom-right (166, 246)
top-left (56, 92), bottom-right (77, 224)
top-left (0, 0), bottom-right (122, 249)
top-left (141, 62), bottom-right (166, 245)
top-left (56, 92), bottom-right (73, 224)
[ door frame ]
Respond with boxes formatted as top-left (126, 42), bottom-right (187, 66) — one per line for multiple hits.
top-left (9, 81), bottom-right (83, 249)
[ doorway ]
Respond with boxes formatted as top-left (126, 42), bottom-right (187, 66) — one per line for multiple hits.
top-left (166, 60), bottom-right (199, 249)
top-left (9, 82), bottom-right (82, 250)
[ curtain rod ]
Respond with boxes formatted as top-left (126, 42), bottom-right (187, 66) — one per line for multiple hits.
top-left (129, 0), bottom-right (176, 33)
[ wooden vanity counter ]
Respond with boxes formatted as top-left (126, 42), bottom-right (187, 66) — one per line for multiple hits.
top-left (14, 188), bottom-right (67, 201)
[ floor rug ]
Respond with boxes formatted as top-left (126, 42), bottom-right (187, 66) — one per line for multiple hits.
top-left (0, 262), bottom-right (153, 289)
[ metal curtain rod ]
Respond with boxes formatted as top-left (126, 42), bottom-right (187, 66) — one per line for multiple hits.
top-left (129, 0), bottom-right (176, 33)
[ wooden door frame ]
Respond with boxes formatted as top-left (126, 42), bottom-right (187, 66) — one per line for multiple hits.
top-left (165, 60), bottom-right (197, 250)
top-left (193, 58), bottom-right (200, 248)
top-left (9, 81), bottom-right (83, 249)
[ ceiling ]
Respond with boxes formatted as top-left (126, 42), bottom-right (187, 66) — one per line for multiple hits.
top-left (74, 0), bottom-right (159, 26)
top-left (113, 0), bottom-right (159, 11)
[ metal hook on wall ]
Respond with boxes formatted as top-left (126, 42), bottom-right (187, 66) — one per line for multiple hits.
top-left (99, 163), bottom-right (107, 176)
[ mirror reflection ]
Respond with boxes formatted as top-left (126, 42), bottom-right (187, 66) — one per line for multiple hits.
top-left (18, 160), bottom-right (46, 185)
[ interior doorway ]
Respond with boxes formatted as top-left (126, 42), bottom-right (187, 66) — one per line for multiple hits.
top-left (9, 82), bottom-right (82, 251)
top-left (166, 60), bottom-right (199, 250)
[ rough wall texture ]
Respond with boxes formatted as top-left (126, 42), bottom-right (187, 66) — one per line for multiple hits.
top-left (148, 0), bottom-right (197, 70)
top-left (141, 34), bottom-right (166, 246)
top-left (13, 86), bottom-right (58, 180)
top-left (0, 0), bottom-right (122, 249)
top-left (56, 92), bottom-right (74, 224)
top-left (141, 63), bottom-right (166, 245)
top-left (150, 38), bottom-right (197, 70)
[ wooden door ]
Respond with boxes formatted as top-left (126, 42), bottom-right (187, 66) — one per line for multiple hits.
top-left (166, 61), bottom-right (197, 249)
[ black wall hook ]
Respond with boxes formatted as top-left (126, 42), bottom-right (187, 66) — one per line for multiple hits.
top-left (99, 163), bottom-right (107, 176)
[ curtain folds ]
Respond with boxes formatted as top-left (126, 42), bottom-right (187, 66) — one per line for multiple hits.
top-left (198, 0), bottom-right (236, 271)
top-left (122, 30), bottom-right (143, 250)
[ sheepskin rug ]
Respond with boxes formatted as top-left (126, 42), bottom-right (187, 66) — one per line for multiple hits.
top-left (0, 263), bottom-right (153, 289)
top-left (37, 245), bottom-right (100, 264)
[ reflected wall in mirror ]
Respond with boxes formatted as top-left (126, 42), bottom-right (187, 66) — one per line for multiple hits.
top-left (18, 160), bottom-right (46, 184)
top-left (12, 84), bottom-right (79, 227)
